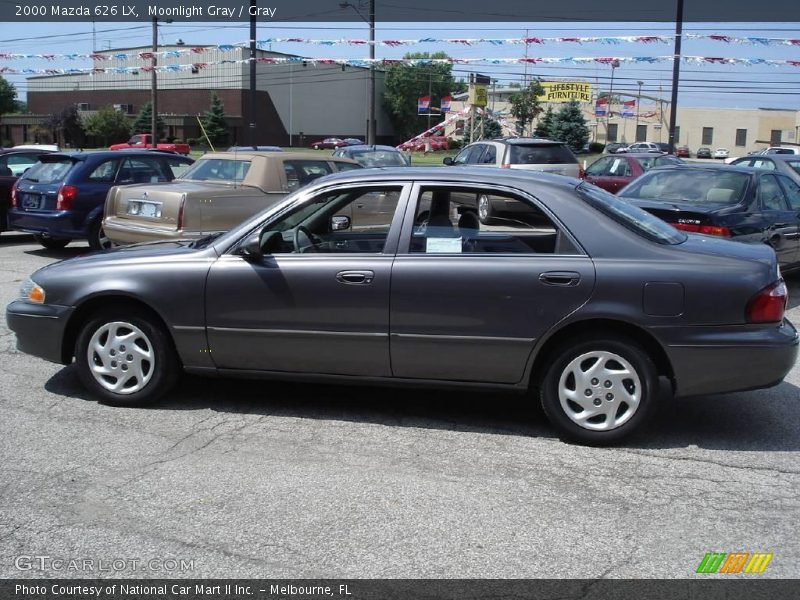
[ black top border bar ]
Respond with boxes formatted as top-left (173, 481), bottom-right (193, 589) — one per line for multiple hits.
top-left (3, 0), bottom-right (799, 22)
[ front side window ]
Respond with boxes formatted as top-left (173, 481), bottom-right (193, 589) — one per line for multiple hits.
top-left (585, 157), bottom-right (612, 177)
top-left (252, 186), bottom-right (403, 254)
top-left (481, 145), bottom-right (497, 164)
top-left (408, 186), bottom-right (579, 255)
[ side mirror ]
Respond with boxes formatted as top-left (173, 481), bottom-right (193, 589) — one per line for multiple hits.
top-left (240, 233), bottom-right (263, 260)
top-left (331, 215), bottom-right (351, 231)
top-left (443, 157), bottom-right (454, 166)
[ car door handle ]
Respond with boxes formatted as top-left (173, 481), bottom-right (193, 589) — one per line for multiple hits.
top-left (539, 271), bottom-right (581, 287)
top-left (336, 270), bottom-right (374, 285)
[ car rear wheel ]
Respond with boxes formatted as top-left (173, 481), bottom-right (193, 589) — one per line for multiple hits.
top-left (539, 335), bottom-right (658, 445)
top-left (74, 308), bottom-right (179, 407)
top-left (88, 220), bottom-right (115, 251)
top-left (34, 234), bottom-right (70, 250)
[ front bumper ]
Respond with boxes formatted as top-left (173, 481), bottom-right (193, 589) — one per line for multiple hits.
top-left (6, 301), bottom-right (75, 364)
top-left (660, 319), bottom-right (799, 397)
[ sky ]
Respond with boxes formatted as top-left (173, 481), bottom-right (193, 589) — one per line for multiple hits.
top-left (1, 20), bottom-right (799, 111)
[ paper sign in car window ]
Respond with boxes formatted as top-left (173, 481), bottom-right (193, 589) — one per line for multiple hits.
top-left (426, 237), bottom-right (462, 253)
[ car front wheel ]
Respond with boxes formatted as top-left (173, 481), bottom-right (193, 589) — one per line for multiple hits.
top-left (477, 194), bottom-right (494, 224)
top-left (539, 335), bottom-right (658, 445)
top-left (88, 220), bottom-right (115, 251)
top-left (74, 308), bottom-right (179, 407)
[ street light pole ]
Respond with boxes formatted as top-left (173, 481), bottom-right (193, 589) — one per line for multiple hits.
top-left (636, 80), bottom-right (643, 141)
top-left (151, 17), bottom-right (157, 148)
top-left (606, 59), bottom-right (619, 143)
top-left (341, 1), bottom-right (376, 145)
top-left (668, 0), bottom-right (684, 154)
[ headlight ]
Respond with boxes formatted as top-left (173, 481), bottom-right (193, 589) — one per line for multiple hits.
top-left (19, 279), bottom-right (45, 304)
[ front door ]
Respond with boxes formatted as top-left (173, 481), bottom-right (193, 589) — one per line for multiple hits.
top-left (205, 183), bottom-right (409, 376)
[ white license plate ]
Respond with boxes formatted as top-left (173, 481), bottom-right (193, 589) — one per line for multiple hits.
top-left (127, 201), bottom-right (161, 218)
top-left (22, 194), bottom-right (40, 209)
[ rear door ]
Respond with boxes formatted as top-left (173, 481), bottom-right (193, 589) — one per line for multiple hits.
top-left (389, 182), bottom-right (595, 384)
top-left (775, 175), bottom-right (800, 267)
top-left (757, 174), bottom-right (798, 267)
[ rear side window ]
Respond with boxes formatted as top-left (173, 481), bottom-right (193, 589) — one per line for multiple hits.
top-left (19, 159), bottom-right (73, 184)
top-left (283, 160), bottom-right (333, 191)
top-left (507, 144), bottom-right (577, 165)
top-left (334, 161), bottom-right (363, 171)
top-left (165, 157), bottom-right (192, 179)
top-left (578, 182), bottom-right (687, 245)
top-left (758, 175), bottom-right (789, 211)
top-left (87, 160), bottom-right (119, 183)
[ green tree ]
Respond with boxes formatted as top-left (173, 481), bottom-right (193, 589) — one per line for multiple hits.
top-left (550, 100), bottom-right (590, 152)
top-left (509, 80), bottom-right (545, 136)
top-left (469, 114), bottom-right (502, 140)
top-left (533, 106), bottom-right (556, 139)
top-left (0, 77), bottom-right (18, 124)
top-left (132, 102), bottom-right (165, 139)
top-left (84, 105), bottom-right (132, 145)
top-left (42, 106), bottom-right (86, 148)
top-left (200, 92), bottom-right (229, 147)
top-left (383, 52), bottom-right (464, 141)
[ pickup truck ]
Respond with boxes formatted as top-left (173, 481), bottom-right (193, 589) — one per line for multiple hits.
top-left (103, 151), bottom-right (361, 245)
top-left (109, 134), bottom-right (191, 155)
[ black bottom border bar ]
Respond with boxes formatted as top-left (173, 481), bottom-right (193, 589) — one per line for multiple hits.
top-left (3, 579), bottom-right (800, 600)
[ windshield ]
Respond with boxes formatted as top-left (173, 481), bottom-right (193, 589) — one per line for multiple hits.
top-left (620, 169), bottom-right (749, 205)
top-left (179, 158), bottom-right (251, 182)
top-left (577, 182), bottom-right (687, 245)
top-left (508, 144), bottom-right (576, 165)
top-left (19, 158), bottom-right (74, 184)
top-left (350, 150), bottom-right (408, 167)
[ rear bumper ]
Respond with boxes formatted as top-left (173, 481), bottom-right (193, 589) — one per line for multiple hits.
top-left (661, 320), bottom-right (799, 397)
top-left (6, 300), bottom-right (75, 364)
top-left (8, 210), bottom-right (86, 238)
top-left (103, 218), bottom-right (202, 245)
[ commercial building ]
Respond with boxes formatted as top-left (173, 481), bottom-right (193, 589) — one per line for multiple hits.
top-left (3, 45), bottom-right (394, 147)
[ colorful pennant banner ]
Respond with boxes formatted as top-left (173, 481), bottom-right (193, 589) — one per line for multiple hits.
top-left (2, 55), bottom-right (799, 75)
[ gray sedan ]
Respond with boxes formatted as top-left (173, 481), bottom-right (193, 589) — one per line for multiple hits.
top-left (6, 168), bottom-right (798, 445)
top-left (730, 154), bottom-right (800, 185)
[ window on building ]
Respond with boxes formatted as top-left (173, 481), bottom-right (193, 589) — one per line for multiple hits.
top-left (674, 126), bottom-right (680, 144)
top-left (770, 130), bottom-right (782, 146)
top-left (735, 129), bottom-right (747, 147)
top-left (702, 127), bottom-right (714, 146)
top-left (607, 124), bottom-right (618, 142)
top-left (636, 125), bottom-right (647, 142)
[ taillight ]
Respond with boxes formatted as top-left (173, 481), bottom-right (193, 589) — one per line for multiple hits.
top-left (177, 194), bottom-right (186, 230)
top-left (56, 185), bottom-right (78, 210)
top-left (500, 163), bottom-right (511, 169)
top-left (746, 280), bottom-right (787, 323)
top-left (672, 223), bottom-right (731, 237)
top-left (578, 166), bottom-right (586, 179)
top-left (10, 182), bottom-right (18, 208)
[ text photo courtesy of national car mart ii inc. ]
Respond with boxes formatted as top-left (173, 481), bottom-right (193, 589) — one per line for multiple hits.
top-left (14, 583), bottom-right (355, 596)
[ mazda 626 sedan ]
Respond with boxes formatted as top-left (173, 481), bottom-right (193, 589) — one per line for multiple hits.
top-left (6, 168), bottom-right (798, 445)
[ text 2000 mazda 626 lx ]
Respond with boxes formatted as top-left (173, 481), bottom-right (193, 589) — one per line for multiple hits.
top-left (7, 168), bottom-right (799, 445)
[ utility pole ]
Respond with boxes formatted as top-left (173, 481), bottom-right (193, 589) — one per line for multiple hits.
top-left (368, 0), bottom-right (375, 145)
top-left (427, 69), bottom-right (432, 131)
top-left (667, 0), bottom-right (684, 154)
top-left (249, 0), bottom-right (257, 147)
top-left (636, 80), bottom-right (643, 141)
top-left (151, 17), bottom-right (158, 148)
top-left (606, 59), bottom-right (620, 142)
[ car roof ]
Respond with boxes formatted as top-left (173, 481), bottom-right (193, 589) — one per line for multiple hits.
top-left (41, 150), bottom-right (191, 160)
top-left (621, 153), bottom-right (672, 158)
top-left (0, 148), bottom-right (54, 155)
top-left (487, 137), bottom-right (564, 146)
top-left (305, 166), bottom-right (581, 191)
top-left (199, 151), bottom-right (359, 163)
top-left (646, 163), bottom-right (762, 175)
top-left (748, 153), bottom-right (800, 161)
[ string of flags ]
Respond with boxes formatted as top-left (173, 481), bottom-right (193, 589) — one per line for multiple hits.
top-left (2, 55), bottom-right (799, 75)
top-left (1, 33), bottom-right (800, 62)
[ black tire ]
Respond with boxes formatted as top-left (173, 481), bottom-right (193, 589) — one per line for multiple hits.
top-left (88, 220), bottom-right (114, 251)
top-left (539, 335), bottom-right (658, 445)
top-left (34, 234), bottom-right (70, 250)
top-left (74, 308), bottom-right (179, 407)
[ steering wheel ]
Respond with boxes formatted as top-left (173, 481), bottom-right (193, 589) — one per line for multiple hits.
top-left (293, 225), bottom-right (320, 253)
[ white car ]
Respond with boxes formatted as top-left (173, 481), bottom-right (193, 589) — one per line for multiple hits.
top-left (622, 142), bottom-right (662, 154)
top-left (713, 148), bottom-right (730, 159)
top-left (12, 144), bottom-right (60, 152)
top-left (765, 146), bottom-right (800, 155)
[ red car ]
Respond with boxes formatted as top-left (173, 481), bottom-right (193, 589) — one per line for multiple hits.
top-left (311, 138), bottom-right (347, 150)
top-left (582, 152), bottom-right (684, 194)
top-left (675, 146), bottom-right (691, 158)
top-left (398, 135), bottom-right (449, 152)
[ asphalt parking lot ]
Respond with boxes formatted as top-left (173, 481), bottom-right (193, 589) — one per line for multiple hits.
top-left (0, 231), bottom-right (798, 579)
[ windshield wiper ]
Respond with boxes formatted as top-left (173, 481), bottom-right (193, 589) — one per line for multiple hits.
top-left (189, 231), bottom-right (224, 248)
top-left (23, 177), bottom-right (39, 182)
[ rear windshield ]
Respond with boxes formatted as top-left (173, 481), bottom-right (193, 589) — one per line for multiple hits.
top-left (635, 156), bottom-right (682, 171)
top-left (179, 158), bottom-right (251, 182)
top-left (620, 169), bottom-right (749, 205)
top-left (18, 158), bottom-right (74, 184)
top-left (507, 144), bottom-right (577, 165)
top-left (577, 182), bottom-right (687, 245)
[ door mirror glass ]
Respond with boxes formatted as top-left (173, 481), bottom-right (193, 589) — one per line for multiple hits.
top-left (442, 157), bottom-right (454, 166)
top-left (331, 215), bottom-right (351, 231)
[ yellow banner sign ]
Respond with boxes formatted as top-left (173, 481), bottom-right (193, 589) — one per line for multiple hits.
top-left (538, 81), bottom-right (593, 103)
top-left (469, 84), bottom-right (488, 107)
